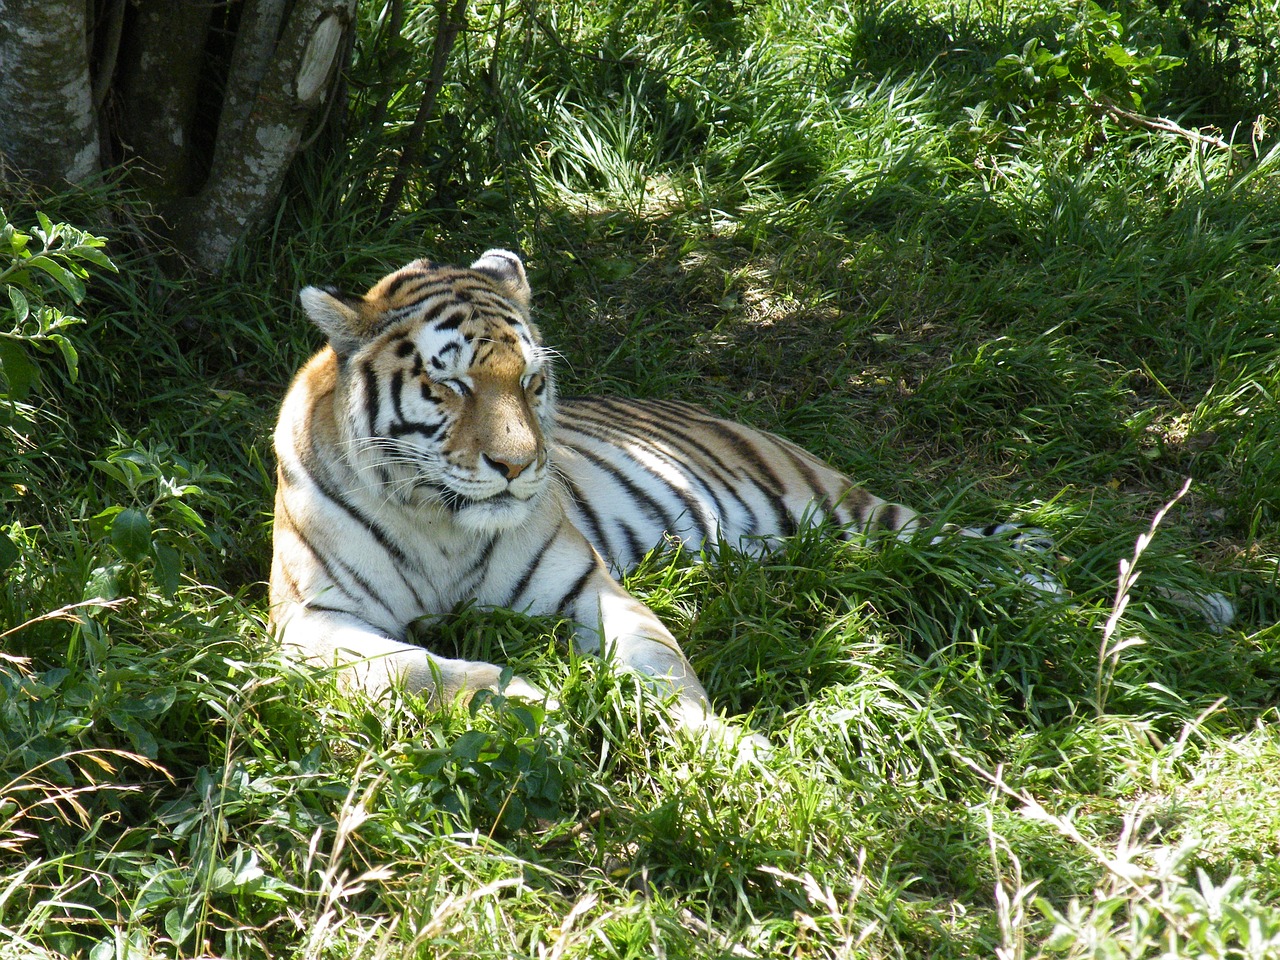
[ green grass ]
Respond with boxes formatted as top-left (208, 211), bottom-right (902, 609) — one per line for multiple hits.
top-left (3, 0), bottom-right (1280, 957)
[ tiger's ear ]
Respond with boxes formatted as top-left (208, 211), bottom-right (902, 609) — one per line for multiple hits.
top-left (470, 249), bottom-right (530, 308)
top-left (299, 286), bottom-right (366, 358)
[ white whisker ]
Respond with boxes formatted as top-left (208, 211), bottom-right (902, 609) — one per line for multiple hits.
top-left (532, 344), bottom-right (566, 367)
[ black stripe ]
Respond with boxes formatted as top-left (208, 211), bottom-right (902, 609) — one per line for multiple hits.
top-left (689, 416), bottom-right (794, 533)
top-left (558, 398), bottom-right (771, 542)
top-left (559, 474), bottom-right (609, 554)
top-left (388, 419), bottom-right (443, 439)
top-left (291, 449), bottom-right (428, 607)
top-left (772, 439), bottom-right (840, 524)
top-left (435, 308), bottom-right (468, 331)
top-left (383, 270), bottom-right (428, 299)
top-left (504, 520), bottom-right (567, 609)
top-left (874, 503), bottom-right (902, 533)
top-left (301, 602), bottom-right (361, 618)
top-left (280, 503), bottom-right (401, 623)
top-left (550, 563), bottom-right (598, 617)
top-left (556, 437), bottom-right (681, 540)
top-left (389, 369), bottom-right (405, 421)
top-left (360, 360), bottom-right (381, 433)
top-left (457, 533), bottom-right (500, 594)
top-left (556, 407), bottom-right (732, 522)
top-left (620, 523), bottom-right (649, 569)
top-left (564, 398), bottom-right (748, 492)
top-left (567, 400), bottom-right (774, 534)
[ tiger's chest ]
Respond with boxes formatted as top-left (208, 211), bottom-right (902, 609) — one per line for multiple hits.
top-left (309, 481), bottom-right (572, 626)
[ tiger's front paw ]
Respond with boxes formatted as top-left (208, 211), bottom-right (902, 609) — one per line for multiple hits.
top-left (672, 699), bottom-right (773, 765)
top-left (500, 672), bottom-right (556, 705)
top-left (456, 661), bottom-right (553, 707)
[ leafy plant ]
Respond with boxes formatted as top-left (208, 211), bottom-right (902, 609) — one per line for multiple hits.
top-left (990, 3), bottom-right (1181, 133)
top-left (399, 689), bottom-right (572, 834)
top-left (1, 209), bottom-right (116, 574)
top-left (0, 209), bottom-right (114, 399)
top-left (86, 442), bottom-right (230, 600)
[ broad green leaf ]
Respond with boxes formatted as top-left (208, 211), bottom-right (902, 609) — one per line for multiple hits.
top-left (47, 333), bottom-right (79, 383)
top-left (209, 864), bottom-right (237, 892)
top-left (5, 226), bottom-right (29, 258)
top-left (230, 848), bottom-right (266, 888)
top-left (6, 284), bottom-right (29, 325)
top-left (109, 712), bottom-right (159, 758)
top-left (1102, 44), bottom-right (1138, 67)
top-left (25, 255), bottom-right (86, 302)
top-left (83, 563), bottom-right (125, 603)
top-left (70, 244), bottom-right (117, 272)
top-left (89, 460), bottom-right (129, 485)
top-left (117, 685), bottom-right (177, 719)
top-left (88, 504), bottom-right (125, 539)
top-left (110, 507), bottom-right (152, 562)
top-left (164, 901), bottom-right (199, 945)
top-left (153, 542), bottom-right (181, 597)
top-left (166, 498), bottom-right (207, 532)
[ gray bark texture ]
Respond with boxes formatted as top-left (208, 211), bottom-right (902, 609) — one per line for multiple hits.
top-left (166, 0), bottom-right (358, 271)
top-left (0, 0), bottom-right (100, 186)
top-left (115, 1), bottom-right (213, 199)
top-left (0, 0), bottom-right (357, 273)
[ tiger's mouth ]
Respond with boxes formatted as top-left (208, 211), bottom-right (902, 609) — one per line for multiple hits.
top-left (444, 486), bottom-right (542, 532)
top-left (438, 488), bottom-right (521, 510)
top-left (419, 483), bottom-right (540, 529)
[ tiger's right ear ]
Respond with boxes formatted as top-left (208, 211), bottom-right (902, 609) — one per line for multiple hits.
top-left (471, 249), bottom-right (531, 309)
top-left (299, 286), bottom-right (366, 358)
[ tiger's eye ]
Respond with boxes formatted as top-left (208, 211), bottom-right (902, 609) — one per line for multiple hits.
top-left (443, 379), bottom-right (471, 397)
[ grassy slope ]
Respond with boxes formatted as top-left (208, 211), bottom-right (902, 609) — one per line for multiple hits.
top-left (2, 0), bottom-right (1279, 957)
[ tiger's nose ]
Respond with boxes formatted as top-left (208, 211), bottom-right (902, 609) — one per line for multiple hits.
top-left (483, 453), bottom-right (534, 480)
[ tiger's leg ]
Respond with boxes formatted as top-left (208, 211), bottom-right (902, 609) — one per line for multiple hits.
top-left (497, 527), bottom-right (751, 740)
top-left (556, 563), bottom-right (772, 752)
top-left (276, 605), bottom-right (546, 705)
top-left (570, 579), bottom-right (716, 731)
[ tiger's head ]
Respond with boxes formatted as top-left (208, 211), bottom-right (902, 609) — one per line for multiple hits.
top-left (299, 250), bottom-right (556, 532)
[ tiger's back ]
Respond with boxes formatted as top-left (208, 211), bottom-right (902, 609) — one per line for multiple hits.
top-left (553, 396), bottom-right (913, 573)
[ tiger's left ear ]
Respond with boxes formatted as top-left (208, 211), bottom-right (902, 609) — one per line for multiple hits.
top-left (470, 249), bottom-right (531, 308)
top-left (299, 286), bottom-right (367, 358)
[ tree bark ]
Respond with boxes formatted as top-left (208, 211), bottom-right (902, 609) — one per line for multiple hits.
top-left (115, 1), bottom-right (214, 200)
top-left (0, 0), bottom-right (358, 273)
top-left (163, 0), bottom-right (357, 271)
top-left (0, 0), bottom-right (100, 186)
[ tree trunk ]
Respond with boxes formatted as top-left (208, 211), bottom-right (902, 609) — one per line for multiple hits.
top-left (115, 1), bottom-right (213, 200)
top-left (164, 0), bottom-right (358, 271)
top-left (0, 0), bottom-right (100, 186)
top-left (0, 0), bottom-right (358, 274)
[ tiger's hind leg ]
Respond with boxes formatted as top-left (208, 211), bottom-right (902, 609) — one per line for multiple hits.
top-left (823, 496), bottom-right (1068, 599)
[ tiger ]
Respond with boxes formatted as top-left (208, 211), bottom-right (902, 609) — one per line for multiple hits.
top-left (269, 249), bottom-right (1059, 740)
